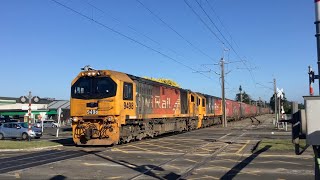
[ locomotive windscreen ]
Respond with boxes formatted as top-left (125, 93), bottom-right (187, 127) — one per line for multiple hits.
top-left (71, 77), bottom-right (117, 99)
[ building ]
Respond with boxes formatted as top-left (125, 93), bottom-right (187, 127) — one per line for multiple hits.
top-left (0, 96), bottom-right (70, 123)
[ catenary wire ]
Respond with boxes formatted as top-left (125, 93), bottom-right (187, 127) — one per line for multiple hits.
top-left (135, 0), bottom-right (216, 62)
top-left (50, 0), bottom-right (213, 80)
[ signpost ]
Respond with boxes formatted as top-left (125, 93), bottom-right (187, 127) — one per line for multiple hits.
top-left (20, 91), bottom-right (40, 141)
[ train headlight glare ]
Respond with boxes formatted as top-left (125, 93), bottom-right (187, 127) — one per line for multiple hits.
top-left (73, 117), bottom-right (79, 122)
top-left (108, 116), bottom-right (112, 121)
top-left (88, 72), bottom-right (92, 76)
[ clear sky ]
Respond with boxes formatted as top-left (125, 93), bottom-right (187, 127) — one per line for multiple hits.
top-left (0, 0), bottom-right (316, 103)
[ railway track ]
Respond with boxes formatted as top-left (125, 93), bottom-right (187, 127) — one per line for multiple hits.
top-left (128, 115), bottom-right (268, 180)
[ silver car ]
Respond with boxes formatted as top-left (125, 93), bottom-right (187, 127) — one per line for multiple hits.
top-left (0, 122), bottom-right (42, 140)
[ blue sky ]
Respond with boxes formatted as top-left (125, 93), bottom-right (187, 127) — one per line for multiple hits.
top-left (0, 0), bottom-right (316, 103)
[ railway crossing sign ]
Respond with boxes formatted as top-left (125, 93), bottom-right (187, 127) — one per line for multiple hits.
top-left (277, 88), bottom-right (284, 100)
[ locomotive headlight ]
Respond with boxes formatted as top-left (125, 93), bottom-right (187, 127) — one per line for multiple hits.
top-left (92, 72), bottom-right (96, 76)
top-left (88, 72), bottom-right (92, 76)
top-left (107, 116), bottom-right (112, 121)
top-left (73, 117), bottom-right (79, 122)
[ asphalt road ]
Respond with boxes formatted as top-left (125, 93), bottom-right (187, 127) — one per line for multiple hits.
top-left (0, 115), bottom-right (314, 180)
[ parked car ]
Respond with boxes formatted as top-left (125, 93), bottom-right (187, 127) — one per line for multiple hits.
top-left (36, 120), bottom-right (59, 128)
top-left (0, 122), bottom-right (42, 140)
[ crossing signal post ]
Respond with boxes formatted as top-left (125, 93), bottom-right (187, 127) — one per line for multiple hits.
top-left (20, 91), bottom-right (40, 141)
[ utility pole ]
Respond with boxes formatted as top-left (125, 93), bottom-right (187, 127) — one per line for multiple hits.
top-left (239, 85), bottom-right (242, 118)
top-left (259, 97), bottom-right (262, 114)
top-left (273, 78), bottom-right (277, 126)
top-left (221, 58), bottom-right (227, 127)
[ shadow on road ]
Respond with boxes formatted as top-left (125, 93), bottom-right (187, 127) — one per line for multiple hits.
top-left (0, 150), bottom-right (91, 174)
top-left (220, 145), bottom-right (271, 180)
top-left (49, 175), bottom-right (67, 180)
top-left (50, 138), bottom-right (75, 146)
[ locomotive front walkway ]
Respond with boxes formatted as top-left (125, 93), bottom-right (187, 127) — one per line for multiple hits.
top-left (0, 114), bottom-right (314, 180)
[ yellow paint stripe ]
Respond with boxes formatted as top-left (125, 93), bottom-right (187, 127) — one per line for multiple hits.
top-left (155, 140), bottom-right (191, 147)
top-left (185, 159), bottom-right (197, 163)
top-left (236, 140), bottom-right (250, 154)
top-left (126, 145), bottom-right (167, 155)
top-left (140, 142), bottom-right (184, 152)
top-left (111, 148), bottom-right (128, 154)
top-left (197, 165), bottom-right (259, 176)
top-left (165, 165), bottom-right (181, 170)
top-left (106, 176), bottom-right (122, 180)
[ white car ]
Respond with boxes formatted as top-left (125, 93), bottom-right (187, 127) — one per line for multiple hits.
top-left (37, 120), bottom-right (60, 128)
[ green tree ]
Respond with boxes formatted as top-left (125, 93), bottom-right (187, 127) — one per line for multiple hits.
top-left (235, 91), bottom-right (252, 104)
top-left (269, 93), bottom-right (291, 114)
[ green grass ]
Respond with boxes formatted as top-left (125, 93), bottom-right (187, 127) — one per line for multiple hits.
top-left (257, 139), bottom-right (307, 151)
top-left (0, 140), bottom-right (61, 149)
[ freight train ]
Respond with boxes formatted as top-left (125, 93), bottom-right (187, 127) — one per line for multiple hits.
top-left (71, 67), bottom-right (270, 145)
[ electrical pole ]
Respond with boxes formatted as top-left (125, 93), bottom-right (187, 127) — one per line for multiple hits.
top-left (259, 97), bottom-right (262, 114)
top-left (221, 58), bottom-right (227, 127)
top-left (273, 78), bottom-right (277, 126)
top-left (239, 85), bottom-right (242, 118)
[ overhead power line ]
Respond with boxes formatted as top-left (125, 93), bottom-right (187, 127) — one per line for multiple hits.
top-left (82, 0), bottom-right (209, 71)
top-left (204, 0), bottom-right (241, 50)
top-left (135, 0), bottom-right (216, 62)
top-left (185, 0), bottom-right (256, 84)
top-left (50, 0), bottom-right (213, 79)
top-left (183, 0), bottom-right (225, 45)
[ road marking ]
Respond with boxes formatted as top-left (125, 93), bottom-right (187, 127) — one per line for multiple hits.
top-left (139, 142), bottom-right (184, 152)
top-left (83, 162), bottom-right (122, 167)
top-left (155, 140), bottom-right (190, 147)
top-left (258, 160), bottom-right (302, 165)
top-left (236, 140), bottom-right (250, 154)
top-left (225, 153), bottom-right (313, 158)
top-left (111, 148), bottom-right (128, 154)
top-left (185, 159), bottom-right (197, 163)
top-left (107, 177), bottom-right (123, 180)
top-left (14, 173), bottom-right (20, 179)
top-left (165, 164), bottom-right (180, 170)
top-left (126, 144), bottom-right (167, 155)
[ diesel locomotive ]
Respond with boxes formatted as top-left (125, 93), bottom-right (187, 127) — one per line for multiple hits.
top-left (70, 66), bottom-right (270, 145)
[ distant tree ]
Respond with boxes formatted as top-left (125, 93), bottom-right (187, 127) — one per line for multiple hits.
top-left (144, 77), bottom-right (180, 87)
top-left (235, 91), bottom-right (252, 104)
top-left (269, 92), bottom-right (291, 114)
top-left (298, 103), bottom-right (305, 109)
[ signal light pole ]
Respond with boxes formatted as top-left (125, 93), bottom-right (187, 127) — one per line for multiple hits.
top-left (20, 91), bottom-right (40, 141)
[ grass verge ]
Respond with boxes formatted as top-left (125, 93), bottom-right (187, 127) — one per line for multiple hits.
top-left (0, 140), bottom-right (61, 149)
top-left (256, 139), bottom-right (307, 151)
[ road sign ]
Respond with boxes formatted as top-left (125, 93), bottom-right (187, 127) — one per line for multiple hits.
top-left (277, 88), bottom-right (284, 99)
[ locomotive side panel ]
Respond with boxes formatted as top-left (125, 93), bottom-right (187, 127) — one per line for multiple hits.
top-left (135, 80), bottom-right (181, 118)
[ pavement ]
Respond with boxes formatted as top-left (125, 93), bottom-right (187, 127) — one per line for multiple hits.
top-left (0, 114), bottom-right (315, 180)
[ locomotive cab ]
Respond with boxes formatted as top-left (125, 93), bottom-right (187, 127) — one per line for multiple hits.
top-left (71, 69), bottom-right (136, 145)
